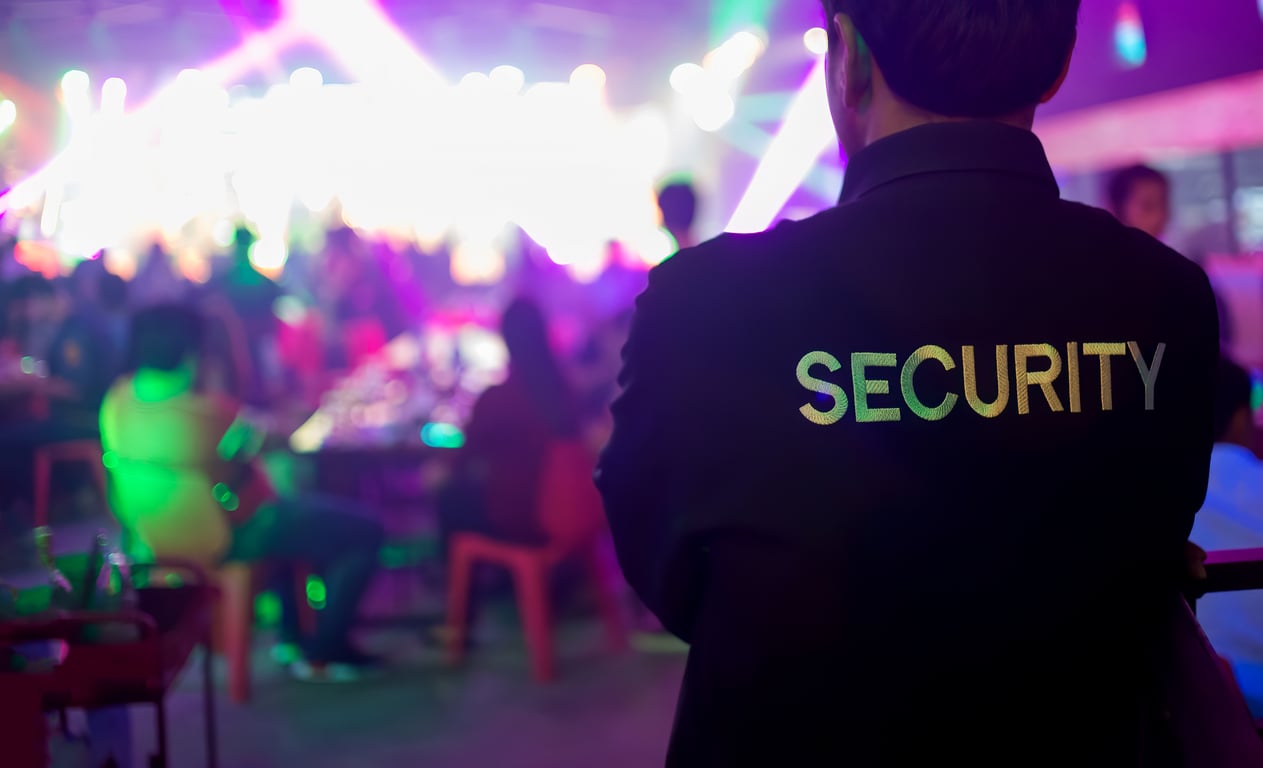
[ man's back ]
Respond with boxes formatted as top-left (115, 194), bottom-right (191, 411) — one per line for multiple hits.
top-left (597, 122), bottom-right (1218, 764)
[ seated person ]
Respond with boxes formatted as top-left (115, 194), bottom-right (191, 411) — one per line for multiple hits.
top-left (1190, 357), bottom-right (1263, 716)
top-left (100, 304), bottom-right (384, 681)
top-left (437, 298), bottom-right (583, 550)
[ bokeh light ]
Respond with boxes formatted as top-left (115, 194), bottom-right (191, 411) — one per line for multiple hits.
top-left (804, 27), bottom-right (828, 56)
top-left (0, 100), bottom-right (16, 134)
top-left (490, 65), bottom-right (526, 94)
top-left (289, 66), bottom-right (324, 91)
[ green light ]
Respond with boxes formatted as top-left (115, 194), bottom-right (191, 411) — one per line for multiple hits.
top-left (305, 575), bottom-right (327, 610)
top-left (421, 422), bottom-right (465, 449)
top-left (222, 494), bottom-right (240, 512)
top-left (164, 572), bottom-right (184, 588)
top-left (710, 1), bottom-right (773, 45)
top-left (102, 451), bottom-right (119, 469)
top-left (19, 356), bottom-right (34, 375)
top-left (212, 483), bottom-right (231, 502)
top-left (255, 590), bottom-right (282, 628)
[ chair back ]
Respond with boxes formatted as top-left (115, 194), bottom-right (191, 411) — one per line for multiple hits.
top-left (536, 440), bottom-right (604, 556)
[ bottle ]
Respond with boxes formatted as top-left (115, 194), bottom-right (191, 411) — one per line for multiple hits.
top-left (34, 525), bottom-right (74, 604)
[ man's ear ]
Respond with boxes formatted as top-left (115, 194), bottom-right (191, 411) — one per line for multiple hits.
top-left (1040, 33), bottom-right (1076, 104)
top-left (832, 13), bottom-right (871, 110)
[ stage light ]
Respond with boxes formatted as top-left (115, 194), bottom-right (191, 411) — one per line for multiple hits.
top-left (703, 29), bottom-right (766, 80)
top-left (248, 237), bottom-right (289, 271)
top-left (460, 72), bottom-right (490, 91)
top-left (727, 60), bottom-right (834, 233)
top-left (176, 68), bottom-right (205, 88)
top-left (101, 77), bottom-right (127, 116)
top-left (490, 65), bottom-right (525, 94)
top-left (804, 27), bottom-right (828, 56)
top-left (61, 70), bottom-right (89, 96)
top-left (690, 86), bottom-right (736, 132)
top-left (0, 100), bottom-right (15, 133)
top-left (671, 63), bottom-right (704, 93)
top-left (289, 66), bottom-right (323, 90)
top-left (450, 240), bottom-right (506, 285)
top-left (570, 64), bottom-right (607, 91)
top-left (1114, 2), bottom-right (1147, 68)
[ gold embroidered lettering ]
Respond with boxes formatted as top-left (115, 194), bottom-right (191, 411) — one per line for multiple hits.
top-left (1129, 342), bottom-right (1166, 411)
top-left (851, 353), bottom-right (901, 423)
top-left (1082, 343), bottom-right (1127, 411)
top-left (1014, 344), bottom-right (1065, 415)
top-left (1067, 342), bottom-right (1082, 414)
top-left (901, 345), bottom-right (959, 422)
top-left (797, 351), bottom-right (849, 426)
top-left (962, 345), bottom-right (1010, 418)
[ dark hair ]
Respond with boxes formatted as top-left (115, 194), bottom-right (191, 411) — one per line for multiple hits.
top-left (1105, 165), bottom-right (1169, 216)
top-left (100, 273), bottom-right (127, 311)
top-left (6, 273), bottom-right (55, 301)
top-left (658, 182), bottom-right (698, 236)
top-left (502, 298), bottom-right (579, 438)
top-left (1214, 357), bottom-right (1253, 442)
top-left (127, 303), bottom-right (204, 372)
top-left (822, 0), bottom-right (1080, 117)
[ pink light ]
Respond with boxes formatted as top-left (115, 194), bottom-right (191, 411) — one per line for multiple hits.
top-left (1036, 70), bottom-right (1263, 173)
top-left (726, 60), bottom-right (835, 233)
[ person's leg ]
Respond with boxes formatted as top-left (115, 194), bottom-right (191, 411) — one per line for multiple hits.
top-left (227, 496), bottom-right (383, 664)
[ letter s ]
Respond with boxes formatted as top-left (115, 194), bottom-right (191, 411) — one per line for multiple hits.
top-left (797, 351), bottom-right (849, 426)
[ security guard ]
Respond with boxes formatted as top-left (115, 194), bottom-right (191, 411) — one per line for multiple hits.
top-left (596, 1), bottom-right (1220, 764)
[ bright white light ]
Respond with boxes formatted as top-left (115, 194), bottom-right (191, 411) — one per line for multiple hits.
top-left (212, 220), bottom-right (236, 248)
top-left (690, 88), bottom-right (736, 132)
top-left (804, 27), bottom-right (829, 56)
top-left (176, 68), bottom-right (205, 88)
top-left (450, 240), bottom-right (506, 285)
top-left (670, 63), bottom-right (704, 94)
top-left (101, 78), bottom-right (127, 115)
top-left (61, 70), bottom-right (91, 120)
top-left (629, 227), bottom-right (678, 268)
top-left (61, 70), bottom-right (90, 96)
top-left (248, 238), bottom-right (289, 271)
top-left (0, 100), bottom-right (15, 133)
top-left (460, 72), bottom-right (491, 91)
top-left (290, 67), bottom-right (324, 90)
top-left (727, 60), bottom-right (835, 233)
top-left (570, 64), bottom-right (607, 91)
top-left (703, 29), bottom-right (766, 80)
top-left (490, 65), bottom-right (526, 94)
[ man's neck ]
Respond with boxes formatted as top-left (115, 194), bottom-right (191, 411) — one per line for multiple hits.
top-left (132, 367), bottom-right (194, 403)
top-left (864, 94), bottom-right (1037, 148)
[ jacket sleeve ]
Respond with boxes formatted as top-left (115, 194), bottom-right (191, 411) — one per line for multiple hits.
top-left (595, 249), bottom-right (722, 642)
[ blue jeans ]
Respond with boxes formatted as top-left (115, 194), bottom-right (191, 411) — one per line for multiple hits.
top-left (224, 495), bottom-right (383, 663)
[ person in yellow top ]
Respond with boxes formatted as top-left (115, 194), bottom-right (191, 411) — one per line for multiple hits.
top-left (101, 304), bottom-right (383, 681)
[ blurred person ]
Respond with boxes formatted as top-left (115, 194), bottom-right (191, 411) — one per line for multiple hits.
top-left (657, 181), bottom-right (700, 250)
top-left (130, 243), bottom-right (188, 308)
top-left (46, 260), bottom-right (126, 428)
top-left (204, 226), bottom-right (281, 406)
top-left (1191, 357), bottom-right (1263, 717)
top-left (101, 304), bottom-right (384, 681)
top-left (1106, 164), bottom-right (1172, 241)
top-left (438, 298), bottom-right (582, 549)
top-left (598, 1), bottom-right (1220, 764)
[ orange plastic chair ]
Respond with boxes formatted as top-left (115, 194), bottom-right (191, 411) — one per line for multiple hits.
top-left (213, 563), bottom-right (314, 703)
top-left (33, 439), bottom-right (108, 527)
top-left (445, 441), bottom-right (628, 682)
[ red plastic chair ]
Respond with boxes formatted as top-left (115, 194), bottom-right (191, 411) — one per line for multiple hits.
top-left (445, 441), bottom-right (628, 682)
top-left (213, 563), bottom-right (314, 704)
top-left (33, 439), bottom-right (108, 527)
